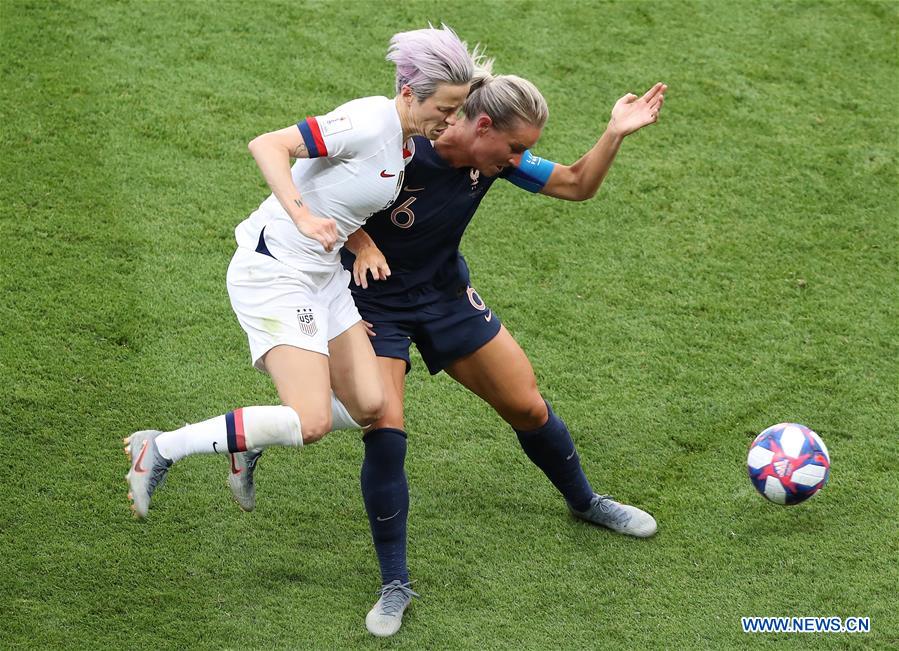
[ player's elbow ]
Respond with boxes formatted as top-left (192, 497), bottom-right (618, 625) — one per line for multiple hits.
top-left (247, 134), bottom-right (265, 155)
top-left (561, 182), bottom-right (595, 202)
top-left (577, 186), bottom-right (599, 201)
top-left (554, 169), bottom-right (595, 201)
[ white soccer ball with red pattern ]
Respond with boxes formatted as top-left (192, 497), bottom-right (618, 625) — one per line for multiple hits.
top-left (747, 423), bottom-right (830, 505)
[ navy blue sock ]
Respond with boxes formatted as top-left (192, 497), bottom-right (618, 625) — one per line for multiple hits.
top-left (360, 427), bottom-right (410, 585)
top-left (515, 402), bottom-right (595, 512)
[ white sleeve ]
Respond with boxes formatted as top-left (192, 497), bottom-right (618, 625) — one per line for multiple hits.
top-left (296, 104), bottom-right (376, 160)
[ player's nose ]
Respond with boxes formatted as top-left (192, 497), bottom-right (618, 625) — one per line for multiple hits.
top-left (445, 113), bottom-right (457, 126)
top-left (509, 153), bottom-right (523, 167)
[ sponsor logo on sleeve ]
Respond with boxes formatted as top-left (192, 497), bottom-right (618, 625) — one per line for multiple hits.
top-left (320, 114), bottom-right (352, 136)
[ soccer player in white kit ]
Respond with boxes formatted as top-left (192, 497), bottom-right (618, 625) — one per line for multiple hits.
top-left (125, 25), bottom-right (476, 520)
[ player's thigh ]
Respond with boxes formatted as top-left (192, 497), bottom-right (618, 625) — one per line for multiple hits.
top-left (263, 344), bottom-right (333, 441)
top-left (328, 321), bottom-right (386, 425)
top-left (444, 325), bottom-right (547, 430)
top-left (369, 356), bottom-right (407, 431)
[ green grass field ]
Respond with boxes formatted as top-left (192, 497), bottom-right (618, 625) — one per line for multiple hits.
top-left (2, 0), bottom-right (897, 648)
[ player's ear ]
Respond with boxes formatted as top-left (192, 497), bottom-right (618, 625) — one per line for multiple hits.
top-left (400, 84), bottom-right (415, 105)
top-left (475, 114), bottom-right (493, 135)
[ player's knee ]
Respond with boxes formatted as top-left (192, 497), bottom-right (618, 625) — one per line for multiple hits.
top-left (507, 392), bottom-right (548, 431)
top-left (373, 401), bottom-right (405, 430)
top-left (288, 406), bottom-right (331, 444)
top-left (352, 392), bottom-right (386, 428)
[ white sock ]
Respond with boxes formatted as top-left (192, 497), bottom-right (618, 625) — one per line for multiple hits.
top-left (155, 406), bottom-right (302, 463)
top-left (331, 393), bottom-right (361, 431)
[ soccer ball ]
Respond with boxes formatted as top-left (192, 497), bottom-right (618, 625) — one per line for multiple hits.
top-left (747, 423), bottom-right (830, 505)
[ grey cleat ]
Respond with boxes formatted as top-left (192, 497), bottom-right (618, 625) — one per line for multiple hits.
top-left (365, 580), bottom-right (419, 637)
top-left (571, 493), bottom-right (658, 538)
top-left (228, 449), bottom-right (262, 512)
top-left (124, 430), bottom-right (172, 519)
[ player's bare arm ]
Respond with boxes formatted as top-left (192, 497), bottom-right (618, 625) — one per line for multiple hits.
top-left (346, 228), bottom-right (391, 289)
top-left (540, 82), bottom-right (666, 202)
top-left (248, 125), bottom-right (338, 251)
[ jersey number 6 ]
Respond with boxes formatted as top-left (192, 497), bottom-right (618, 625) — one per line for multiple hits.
top-left (390, 197), bottom-right (416, 229)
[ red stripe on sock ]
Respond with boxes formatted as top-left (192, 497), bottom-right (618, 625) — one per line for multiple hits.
top-left (234, 408), bottom-right (246, 451)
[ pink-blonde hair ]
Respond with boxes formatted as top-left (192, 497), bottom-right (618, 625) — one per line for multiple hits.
top-left (387, 24), bottom-right (475, 100)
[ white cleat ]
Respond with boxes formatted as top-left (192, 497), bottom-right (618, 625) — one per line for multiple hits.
top-left (124, 430), bottom-right (172, 519)
top-left (228, 449), bottom-right (262, 512)
top-left (571, 493), bottom-right (658, 538)
top-left (365, 580), bottom-right (418, 637)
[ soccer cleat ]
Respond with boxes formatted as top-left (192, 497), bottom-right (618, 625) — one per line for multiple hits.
top-left (365, 580), bottom-right (419, 637)
top-left (228, 449), bottom-right (262, 512)
top-left (570, 493), bottom-right (657, 538)
top-left (124, 430), bottom-right (172, 519)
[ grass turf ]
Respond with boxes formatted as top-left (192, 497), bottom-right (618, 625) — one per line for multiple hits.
top-left (1, 0), bottom-right (897, 648)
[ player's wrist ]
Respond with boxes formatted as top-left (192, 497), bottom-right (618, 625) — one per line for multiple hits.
top-left (604, 119), bottom-right (628, 141)
top-left (290, 201), bottom-right (314, 226)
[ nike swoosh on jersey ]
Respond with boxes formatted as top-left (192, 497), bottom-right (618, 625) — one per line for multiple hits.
top-left (380, 170), bottom-right (396, 178)
top-left (403, 185), bottom-right (424, 192)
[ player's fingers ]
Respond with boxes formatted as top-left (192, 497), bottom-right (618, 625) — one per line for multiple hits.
top-left (641, 82), bottom-right (664, 102)
top-left (362, 320), bottom-right (376, 337)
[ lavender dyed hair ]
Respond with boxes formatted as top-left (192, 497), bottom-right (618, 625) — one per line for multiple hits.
top-left (387, 24), bottom-right (475, 101)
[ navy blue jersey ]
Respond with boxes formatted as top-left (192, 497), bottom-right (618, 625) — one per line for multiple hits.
top-left (340, 136), bottom-right (553, 304)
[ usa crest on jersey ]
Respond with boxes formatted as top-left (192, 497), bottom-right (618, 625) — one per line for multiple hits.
top-left (296, 308), bottom-right (318, 337)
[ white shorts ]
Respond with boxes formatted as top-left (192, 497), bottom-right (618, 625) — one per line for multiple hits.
top-left (226, 247), bottom-right (361, 371)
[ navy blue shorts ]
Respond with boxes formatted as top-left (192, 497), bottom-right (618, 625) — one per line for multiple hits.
top-left (353, 284), bottom-right (502, 375)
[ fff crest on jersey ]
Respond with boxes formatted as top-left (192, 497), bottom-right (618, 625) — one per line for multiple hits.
top-left (296, 308), bottom-right (317, 337)
top-left (469, 168), bottom-right (480, 187)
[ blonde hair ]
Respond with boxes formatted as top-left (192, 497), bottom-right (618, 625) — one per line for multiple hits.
top-left (464, 70), bottom-right (548, 131)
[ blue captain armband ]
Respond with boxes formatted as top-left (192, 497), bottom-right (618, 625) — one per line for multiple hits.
top-left (505, 150), bottom-right (556, 193)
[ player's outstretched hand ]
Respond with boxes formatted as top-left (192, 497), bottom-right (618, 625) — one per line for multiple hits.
top-left (609, 82), bottom-right (667, 137)
top-left (295, 213), bottom-right (339, 252)
top-left (353, 244), bottom-right (391, 289)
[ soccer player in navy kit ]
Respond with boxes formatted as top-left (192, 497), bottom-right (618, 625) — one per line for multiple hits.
top-left (350, 75), bottom-right (667, 636)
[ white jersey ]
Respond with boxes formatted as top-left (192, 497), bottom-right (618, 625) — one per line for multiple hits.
top-left (235, 96), bottom-right (406, 272)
